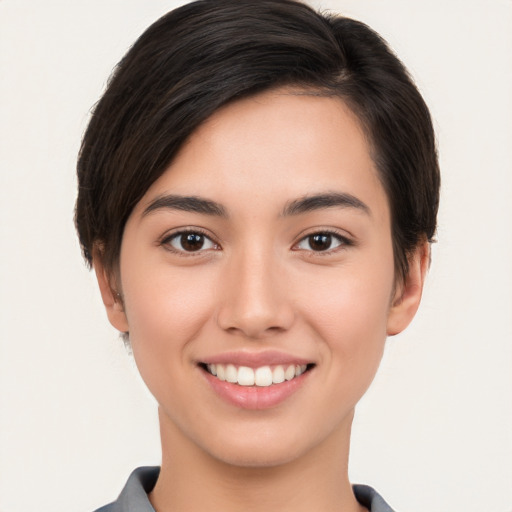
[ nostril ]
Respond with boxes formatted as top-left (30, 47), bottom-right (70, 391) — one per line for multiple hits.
top-left (224, 324), bottom-right (287, 339)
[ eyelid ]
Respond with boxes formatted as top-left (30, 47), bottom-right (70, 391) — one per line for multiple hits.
top-left (292, 228), bottom-right (355, 254)
top-left (159, 226), bottom-right (221, 256)
top-left (158, 226), bottom-right (354, 256)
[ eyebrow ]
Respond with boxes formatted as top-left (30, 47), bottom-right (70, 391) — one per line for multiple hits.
top-left (282, 192), bottom-right (371, 217)
top-left (142, 194), bottom-right (228, 217)
top-left (141, 191), bottom-right (370, 219)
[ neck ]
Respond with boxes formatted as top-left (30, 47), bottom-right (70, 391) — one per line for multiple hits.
top-left (149, 408), bottom-right (367, 512)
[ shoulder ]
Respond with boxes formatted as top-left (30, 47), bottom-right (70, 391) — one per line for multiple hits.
top-left (353, 484), bottom-right (396, 512)
top-left (93, 504), bottom-right (116, 512)
top-left (92, 467), bottom-right (160, 512)
top-left (92, 467), bottom-right (395, 512)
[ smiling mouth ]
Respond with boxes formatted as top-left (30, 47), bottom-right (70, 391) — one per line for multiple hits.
top-left (200, 363), bottom-right (314, 387)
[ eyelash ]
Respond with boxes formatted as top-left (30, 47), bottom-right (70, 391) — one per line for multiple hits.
top-left (160, 228), bottom-right (220, 257)
top-left (292, 229), bottom-right (354, 255)
top-left (160, 228), bottom-right (353, 257)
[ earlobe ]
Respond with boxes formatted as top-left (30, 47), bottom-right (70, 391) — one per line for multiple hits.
top-left (92, 252), bottom-right (130, 333)
top-left (386, 241), bottom-right (430, 336)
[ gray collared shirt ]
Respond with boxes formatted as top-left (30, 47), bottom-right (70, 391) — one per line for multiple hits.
top-left (94, 466), bottom-right (395, 512)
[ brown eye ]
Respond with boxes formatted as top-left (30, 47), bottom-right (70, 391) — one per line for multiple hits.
top-left (166, 231), bottom-right (217, 253)
top-left (308, 234), bottom-right (332, 251)
top-left (296, 232), bottom-right (347, 252)
top-left (181, 233), bottom-right (205, 251)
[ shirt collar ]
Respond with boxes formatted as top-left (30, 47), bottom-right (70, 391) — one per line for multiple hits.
top-left (109, 466), bottom-right (395, 512)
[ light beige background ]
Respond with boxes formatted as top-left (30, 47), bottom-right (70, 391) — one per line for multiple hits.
top-left (1, 1), bottom-right (511, 511)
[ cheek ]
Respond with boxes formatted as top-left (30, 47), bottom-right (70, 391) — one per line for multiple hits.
top-left (310, 282), bottom-right (390, 412)
top-left (296, 258), bottom-right (395, 377)
top-left (119, 253), bottom-right (218, 357)
top-left (119, 257), bottom-right (220, 417)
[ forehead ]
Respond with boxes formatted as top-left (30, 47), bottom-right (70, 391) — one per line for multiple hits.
top-left (134, 88), bottom-right (388, 222)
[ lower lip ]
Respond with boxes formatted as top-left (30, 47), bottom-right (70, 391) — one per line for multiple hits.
top-left (201, 368), bottom-right (310, 410)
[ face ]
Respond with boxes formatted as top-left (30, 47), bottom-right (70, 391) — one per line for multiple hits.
top-left (96, 89), bottom-right (425, 468)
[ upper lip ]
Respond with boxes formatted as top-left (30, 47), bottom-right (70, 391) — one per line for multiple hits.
top-left (199, 350), bottom-right (313, 368)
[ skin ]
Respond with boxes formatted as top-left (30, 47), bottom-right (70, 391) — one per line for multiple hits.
top-left (95, 89), bottom-right (429, 512)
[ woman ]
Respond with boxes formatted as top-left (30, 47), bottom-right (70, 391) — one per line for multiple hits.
top-left (75, 1), bottom-right (440, 510)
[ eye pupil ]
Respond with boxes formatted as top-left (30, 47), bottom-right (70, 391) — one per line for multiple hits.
top-left (309, 234), bottom-right (331, 251)
top-left (181, 233), bottom-right (204, 251)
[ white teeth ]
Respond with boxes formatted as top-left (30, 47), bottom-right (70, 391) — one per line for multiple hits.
top-left (216, 364), bottom-right (226, 381)
top-left (237, 366), bottom-right (255, 386)
top-left (255, 366), bottom-right (273, 387)
top-left (295, 364), bottom-right (307, 377)
top-left (225, 364), bottom-right (237, 383)
top-left (284, 365), bottom-right (295, 381)
top-left (205, 363), bottom-right (309, 386)
top-left (272, 365), bottom-right (285, 384)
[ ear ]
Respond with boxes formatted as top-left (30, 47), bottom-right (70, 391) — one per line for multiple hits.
top-left (92, 252), bottom-right (130, 333)
top-left (386, 241), bottom-right (430, 336)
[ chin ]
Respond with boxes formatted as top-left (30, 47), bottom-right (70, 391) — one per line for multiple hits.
top-left (197, 420), bottom-right (337, 470)
top-left (209, 440), bottom-right (307, 469)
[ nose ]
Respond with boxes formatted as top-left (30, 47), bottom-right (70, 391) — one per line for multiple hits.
top-left (216, 247), bottom-right (295, 339)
